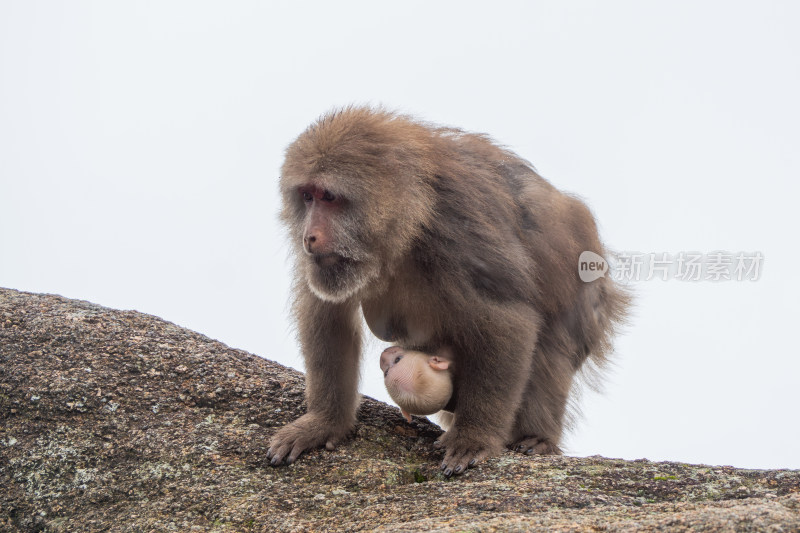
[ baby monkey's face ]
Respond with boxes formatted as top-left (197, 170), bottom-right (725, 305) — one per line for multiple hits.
top-left (381, 346), bottom-right (453, 422)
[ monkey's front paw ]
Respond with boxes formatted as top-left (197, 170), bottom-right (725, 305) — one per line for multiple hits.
top-left (510, 435), bottom-right (561, 455)
top-left (435, 428), bottom-right (504, 477)
top-left (266, 413), bottom-right (351, 466)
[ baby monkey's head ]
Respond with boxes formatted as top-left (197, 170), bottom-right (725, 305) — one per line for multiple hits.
top-left (380, 346), bottom-right (453, 422)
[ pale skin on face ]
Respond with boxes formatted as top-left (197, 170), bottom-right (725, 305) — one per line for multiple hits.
top-left (380, 346), bottom-right (453, 423)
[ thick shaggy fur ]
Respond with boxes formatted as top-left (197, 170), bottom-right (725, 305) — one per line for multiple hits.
top-left (269, 107), bottom-right (630, 474)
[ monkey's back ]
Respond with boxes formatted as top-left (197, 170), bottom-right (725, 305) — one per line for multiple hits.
top-left (418, 126), bottom-right (628, 366)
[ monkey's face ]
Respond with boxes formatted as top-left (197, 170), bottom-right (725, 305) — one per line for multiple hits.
top-left (279, 109), bottom-right (437, 302)
top-left (381, 346), bottom-right (453, 416)
top-left (282, 180), bottom-right (382, 303)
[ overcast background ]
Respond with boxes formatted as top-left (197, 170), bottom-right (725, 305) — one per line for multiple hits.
top-left (2, 1), bottom-right (798, 470)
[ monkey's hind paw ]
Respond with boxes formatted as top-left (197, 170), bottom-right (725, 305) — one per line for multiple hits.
top-left (437, 429), bottom-right (504, 477)
top-left (510, 436), bottom-right (561, 456)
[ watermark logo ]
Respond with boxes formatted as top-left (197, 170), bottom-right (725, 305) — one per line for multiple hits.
top-left (579, 251), bottom-right (608, 282)
top-left (579, 250), bottom-right (764, 282)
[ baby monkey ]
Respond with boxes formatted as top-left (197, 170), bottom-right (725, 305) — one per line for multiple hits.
top-left (380, 345), bottom-right (455, 427)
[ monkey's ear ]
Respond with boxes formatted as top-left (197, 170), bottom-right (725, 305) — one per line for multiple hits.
top-left (429, 356), bottom-right (450, 371)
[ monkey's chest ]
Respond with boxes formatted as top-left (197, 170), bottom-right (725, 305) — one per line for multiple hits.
top-left (361, 297), bottom-right (433, 347)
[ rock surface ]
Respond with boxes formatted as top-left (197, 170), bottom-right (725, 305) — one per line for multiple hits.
top-left (1, 287), bottom-right (798, 532)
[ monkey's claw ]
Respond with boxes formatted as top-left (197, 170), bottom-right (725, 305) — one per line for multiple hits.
top-left (266, 440), bottom-right (301, 466)
top-left (437, 428), bottom-right (502, 477)
top-left (510, 435), bottom-right (561, 456)
top-left (440, 446), bottom-right (489, 477)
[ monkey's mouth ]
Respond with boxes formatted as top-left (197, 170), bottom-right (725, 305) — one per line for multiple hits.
top-left (313, 253), bottom-right (353, 268)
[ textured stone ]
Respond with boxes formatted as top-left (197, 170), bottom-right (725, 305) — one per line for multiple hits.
top-left (1, 288), bottom-right (798, 532)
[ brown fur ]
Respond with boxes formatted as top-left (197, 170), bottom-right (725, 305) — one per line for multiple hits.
top-left (268, 107), bottom-right (630, 475)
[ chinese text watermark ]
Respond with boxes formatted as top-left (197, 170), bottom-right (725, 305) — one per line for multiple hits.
top-left (579, 251), bottom-right (763, 282)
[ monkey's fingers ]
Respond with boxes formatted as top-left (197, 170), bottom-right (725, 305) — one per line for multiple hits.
top-left (267, 441), bottom-right (293, 465)
top-left (441, 446), bottom-right (491, 477)
top-left (269, 436), bottom-right (316, 465)
top-left (286, 442), bottom-right (308, 465)
top-left (436, 427), bottom-right (504, 476)
top-left (267, 430), bottom-right (298, 465)
top-left (510, 436), bottom-right (561, 456)
top-left (267, 415), bottom-right (324, 465)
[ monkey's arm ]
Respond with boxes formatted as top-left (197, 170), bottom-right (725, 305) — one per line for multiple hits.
top-left (267, 288), bottom-right (362, 465)
top-left (437, 304), bottom-right (540, 476)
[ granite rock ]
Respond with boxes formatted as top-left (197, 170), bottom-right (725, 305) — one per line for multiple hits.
top-left (1, 288), bottom-right (798, 532)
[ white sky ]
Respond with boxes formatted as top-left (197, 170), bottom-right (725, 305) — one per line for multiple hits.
top-left (2, 1), bottom-right (798, 470)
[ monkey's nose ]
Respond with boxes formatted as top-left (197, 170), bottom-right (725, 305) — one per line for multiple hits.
top-left (303, 235), bottom-right (316, 254)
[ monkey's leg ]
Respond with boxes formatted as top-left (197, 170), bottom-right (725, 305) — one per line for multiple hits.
top-left (437, 308), bottom-right (539, 476)
top-left (509, 328), bottom-right (575, 455)
top-left (267, 291), bottom-right (362, 465)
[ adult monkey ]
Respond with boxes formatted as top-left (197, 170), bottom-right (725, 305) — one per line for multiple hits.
top-left (268, 107), bottom-right (629, 476)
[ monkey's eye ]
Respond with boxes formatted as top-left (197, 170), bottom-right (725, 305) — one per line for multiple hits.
top-left (301, 191), bottom-right (313, 203)
top-left (321, 190), bottom-right (336, 202)
top-left (394, 355), bottom-right (402, 365)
